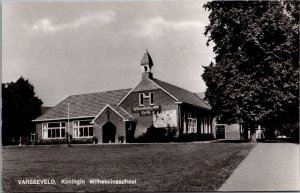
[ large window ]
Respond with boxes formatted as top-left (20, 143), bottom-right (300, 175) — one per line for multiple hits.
top-left (187, 118), bottom-right (197, 133)
top-left (186, 112), bottom-right (197, 133)
top-left (73, 120), bottom-right (93, 138)
top-left (139, 92), bottom-right (154, 106)
top-left (42, 122), bottom-right (66, 139)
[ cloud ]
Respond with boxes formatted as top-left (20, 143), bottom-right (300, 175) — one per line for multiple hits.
top-left (30, 11), bottom-right (115, 33)
top-left (126, 17), bottom-right (205, 38)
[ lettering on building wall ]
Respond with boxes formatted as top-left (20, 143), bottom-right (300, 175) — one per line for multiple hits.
top-left (153, 110), bottom-right (177, 128)
top-left (131, 105), bottom-right (161, 116)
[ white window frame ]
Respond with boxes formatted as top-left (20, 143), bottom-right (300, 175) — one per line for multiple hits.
top-left (183, 112), bottom-right (187, 133)
top-left (204, 116), bottom-right (208, 133)
top-left (42, 122), bottom-right (66, 139)
top-left (187, 112), bottom-right (197, 133)
top-left (30, 132), bottom-right (36, 141)
top-left (139, 93), bottom-right (144, 106)
top-left (201, 116), bottom-right (204, 133)
top-left (187, 118), bottom-right (197, 133)
top-left (73, 120), bottom-right (93, 138)
top-left (149, 92), bottom-right (154, 105)
top-left (139, 92), bottom-right (154, 106)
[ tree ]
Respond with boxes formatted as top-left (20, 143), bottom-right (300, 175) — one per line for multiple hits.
top-left (202, 1), bottom-right (299, 142)
top-left (2, 77), bottom-right (43, 145)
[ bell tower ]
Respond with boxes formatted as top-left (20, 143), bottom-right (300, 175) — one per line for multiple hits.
top-left (140, 49), bottom-right (153, 80)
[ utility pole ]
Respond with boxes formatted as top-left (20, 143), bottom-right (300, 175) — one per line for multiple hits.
top-left (68, 101), bottom-right (71, 147)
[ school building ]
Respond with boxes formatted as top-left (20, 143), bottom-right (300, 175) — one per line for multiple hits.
top-left (33, 51), bottom-right (213, 143)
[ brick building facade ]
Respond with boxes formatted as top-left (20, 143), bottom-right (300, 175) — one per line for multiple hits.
top-left (33, 51), bottom-right (213, 143)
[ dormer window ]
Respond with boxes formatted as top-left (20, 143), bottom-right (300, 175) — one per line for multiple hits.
top-left (139, 92), bottom-right (154, 106)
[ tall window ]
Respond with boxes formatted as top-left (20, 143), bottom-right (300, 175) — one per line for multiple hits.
top-left (139, 92), bottom-right (154, 106)
top-left (73, 120), bottom-right (93, 138)
top-left (139, 93), bottom-right (144, 106)
top-left (204, 116), bottom-right (208, 133)
top-left (187, 112), bottom-right (197, 133)
top-left (150, 93), bottom-right (154, 105)
top-left (42, 122), bottom-right (66, 139)
top-left (188, 118), bottom-right (197, 133)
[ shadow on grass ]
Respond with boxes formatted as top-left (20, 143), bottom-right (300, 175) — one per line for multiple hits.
top-left (214, 139), bottom-right (299, 144)
top-left (213, 140), bottom-right (249, 143)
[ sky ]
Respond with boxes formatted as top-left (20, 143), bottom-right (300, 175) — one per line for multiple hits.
top-left (2, 1), bottom-right (214, 106)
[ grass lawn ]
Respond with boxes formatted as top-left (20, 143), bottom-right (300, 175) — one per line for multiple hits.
top-left (2, 143), bottom-right (255, 192)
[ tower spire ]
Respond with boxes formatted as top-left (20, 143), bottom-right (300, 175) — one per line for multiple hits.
top-left (140, 49), bottom-right (153, 70)
top-left (140, 50), bottom-right (153, 79)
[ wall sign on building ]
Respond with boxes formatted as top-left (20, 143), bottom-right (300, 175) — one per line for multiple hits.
top-left (131, 105), bottom-right (161, 116)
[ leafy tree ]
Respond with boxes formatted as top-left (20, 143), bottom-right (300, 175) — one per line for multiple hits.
top-left (202, 1), bottom-right (299, 142)
top-left (2, 77), bottom-right (43, 145)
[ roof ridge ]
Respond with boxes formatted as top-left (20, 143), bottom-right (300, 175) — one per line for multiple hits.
top-left (69, 88), bottom-right (132, 97)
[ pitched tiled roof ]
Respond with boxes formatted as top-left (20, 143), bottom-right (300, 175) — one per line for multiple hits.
top-left (34, 88), bottom-right (131, 121)
top-left (92, 104), bottom-right (134, 123)
top-left (195, 92), bottom-right (205, 100)
top-left (112, 105), bottom-right (134, 120)
top-left (132, 78), bottom-right (159, 92)
top-left (41, 106), bottom-right (52, 114)
top-left (35, 78), bottom-right (210, 122)
top-left (195, 92), bottom-right (210, 104)
top-left (152, 79), bottom-right (211, 110)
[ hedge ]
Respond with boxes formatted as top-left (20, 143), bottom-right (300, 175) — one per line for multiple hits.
top-left (36, 137), bottom-right (98, 145)
top-left (134, 126), bottom-right (214, 143)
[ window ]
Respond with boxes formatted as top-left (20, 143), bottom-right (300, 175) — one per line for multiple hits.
top-left (42, 122), bottom-right (66, 139)
top-left (201, 116), bottom-right (204, 133)
top-left (139, 92), bottom-right (154, 106)
top-left (187, 112), bottom-right (197, 133)
top-left (73, 120), bottom-right (93, 138)
top-left (187, 118), bottom-right (197, 133)
top-left (30, 132), bottom-right (36, 141)
top-left (150, 93), bottom-right (154, 105)
top-left (139, 93), bottom-right (144, 106)
top-left (204, 116), bottom-right (208, 133)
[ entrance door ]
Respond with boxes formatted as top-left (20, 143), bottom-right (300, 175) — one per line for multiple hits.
top-left (102, 121), bottom-right (116, 143)
top-left (216, 125), bottom-right (225, 139)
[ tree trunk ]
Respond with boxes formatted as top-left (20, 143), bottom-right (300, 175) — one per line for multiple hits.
top-left (243, 124), bottom-right (248, 140)
top-left (250, 123), bottom-right (257, 143)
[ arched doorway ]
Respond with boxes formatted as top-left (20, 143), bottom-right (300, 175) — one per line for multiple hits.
top-left (102, 121), bottom-right (116, 143)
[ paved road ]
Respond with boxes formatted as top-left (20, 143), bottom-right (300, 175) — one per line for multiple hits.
top-left (219, 143), bottom-right (300, 191)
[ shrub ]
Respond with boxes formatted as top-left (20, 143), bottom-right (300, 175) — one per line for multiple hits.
top-left (36, 137), bottom-right (98, 145)
top-left (71, 137), bottom-right (98, 144)
top-left (135, 125), bottom-right (177, 143)
top-left (134, 126), bottom-right (214, 143)
top-left (174, 133), bottom-right (215, 142)
top-left (166, 126), bottom-right (177, 141)
top-left (37, 138), bottom-right (68, 145)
